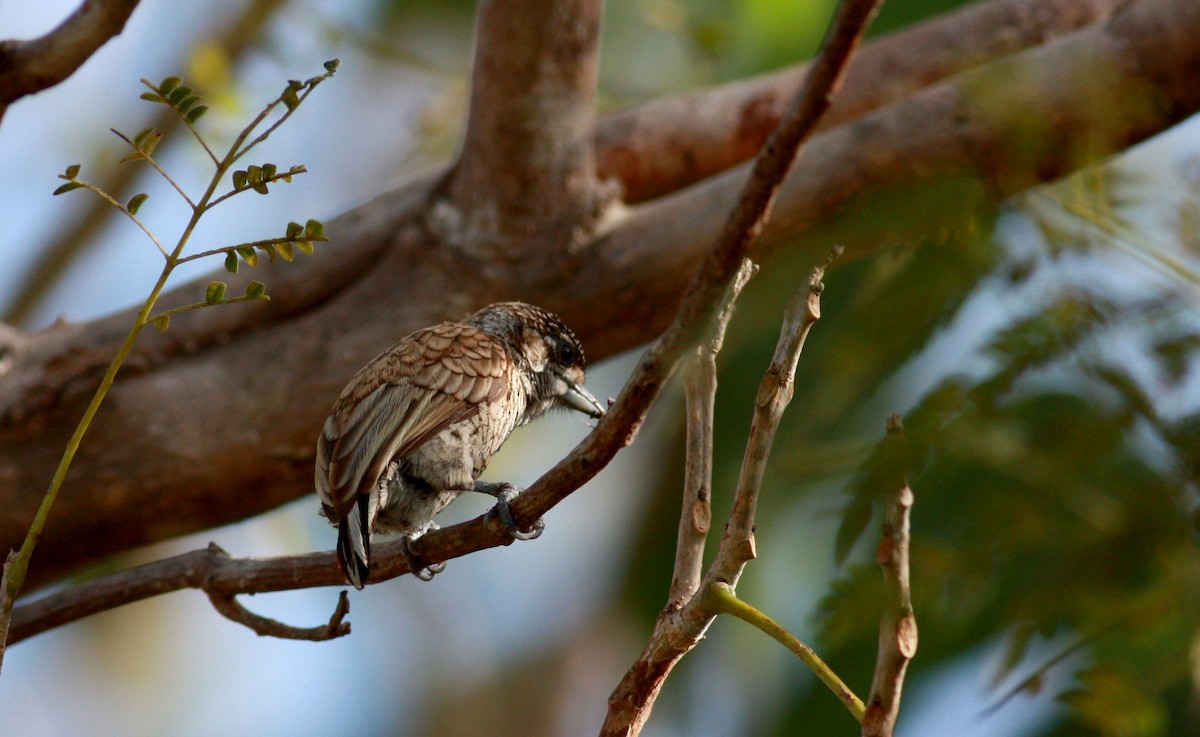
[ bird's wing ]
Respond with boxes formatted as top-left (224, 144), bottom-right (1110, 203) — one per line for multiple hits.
top-left (315, 323), bottom-right (511, 518)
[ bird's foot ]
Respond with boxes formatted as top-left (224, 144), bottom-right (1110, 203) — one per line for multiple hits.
top-left (401, 526), bottom-right (445, 581)
top-left (478, 482), bottom-right (545, 541)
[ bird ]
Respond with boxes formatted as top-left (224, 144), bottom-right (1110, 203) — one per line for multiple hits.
top-left (315, 301), bottom-right (605, 589)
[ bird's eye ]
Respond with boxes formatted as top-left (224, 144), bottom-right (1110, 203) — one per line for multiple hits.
top-left (553, 339), bottom-right (577, 367)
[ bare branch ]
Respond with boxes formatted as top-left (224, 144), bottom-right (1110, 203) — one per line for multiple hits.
top-left (438, 0), bottom-right (614, 256)
top-left (598, 0), bottom-right (880, 725)
top-left (598, 0), bottom-right (1127, 204)
top-left (207, 588), bottom-right (350, 642)
top-left (513, 0), bottom-right (880, 543)
top-left (706, 250), bottom-right (837, 584)
top-left (704, 582), bottom-right (865, 721)
top-left (0, 0), bottom-right (141, 107)
top-left (863, 417), bottom-right (917, 737)
top-left (670, 260), bottom-right (756, 606)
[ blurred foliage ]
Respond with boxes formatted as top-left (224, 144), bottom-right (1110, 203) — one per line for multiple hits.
top-left (626, 151), bottom-right (1200, 735)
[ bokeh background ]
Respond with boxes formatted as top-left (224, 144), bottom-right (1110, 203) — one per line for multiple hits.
top-left (2, 1), bottom-right (1198, 735)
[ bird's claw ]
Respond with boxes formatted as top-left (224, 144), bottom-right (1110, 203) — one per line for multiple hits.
top-left (401, 536), bottom-right (445, 581)
top-left (484, 486), bottom-right (545, 541)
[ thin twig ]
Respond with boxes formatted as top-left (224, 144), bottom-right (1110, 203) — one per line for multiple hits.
top-left (69, 179), bottom-right (171, 259)
top-left (670, 260), bottom-right (756, 606)
top-left (110, 128), bottom-right (198, 211)
top-left (207, 589), bottom-right (350, 641)
top-left (862, 416), bottom-right (917, 737)
top-left (707, 248), bottom-right (838, 585)
top-left (704, 582), bottom-right (865, 721)
top-left (602, 253), bottom-right (840, 736)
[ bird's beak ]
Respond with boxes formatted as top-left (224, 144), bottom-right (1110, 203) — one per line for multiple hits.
top-left (561, 381), bottom-right (605, 418)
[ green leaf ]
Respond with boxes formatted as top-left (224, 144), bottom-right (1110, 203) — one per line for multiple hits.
top-left (176, 95), bottom-right (201, 114)
top-left (64, 164), bottom-right (81, 179)
top-left (151, 314), bottom-right (170, 331)
top-left (185, 105), bottom-right (208, 124)
top-left (133, 127), bottom-right (155, 147)
top-left (295, 240), bottom-right (314, 255)
top-left (167, 85), bottom-right (194, 105)
top-left (286, 221), bottom-right (303, 239)
top-left (126, 193), bottom-right (149, 214)
top-left (139, 92), bottom-right (162, 103)
top-left (304, 219), bottom-right (325, 239)
top-left (262, 163), bottom-right (277, 179)
top-left (263, 243), bottom-right (278, 263)
top-left (282, 88), bottom-right (300, 111)
top-left (246, 164), bottom-right (261, 182)
top-left (224, 251), bottom-right (239, 274)
top-left (245, 281), bottom-right (268, 299)
top-left (159, 76), bottom-right (182, 94)
top-left (252, 182), bottom-right (269, 195)
top-left (53, 181), bottom-right (82, 195)
top-left (237, 246), bottom-right (259, 268)
top-left (205, 281), bottom-right (227, 305)
top-left (324, 59), bottom-right (341, 73)
top-left (232, 170), bottom-right (248, 190)
top-left (277, 241), bottom-right (294, 262)
top-left (141, 131), bottom-right (162, 157)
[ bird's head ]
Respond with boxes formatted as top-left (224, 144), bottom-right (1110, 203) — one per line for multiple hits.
top-left (470, 302), bottom-right (605, 421)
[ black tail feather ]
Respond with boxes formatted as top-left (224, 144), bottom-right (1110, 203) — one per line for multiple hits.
top-left (336, 495), bottom-right (372, 589)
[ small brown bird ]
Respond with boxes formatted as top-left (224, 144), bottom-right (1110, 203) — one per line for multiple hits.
top-left (315, 302), bottom-right (604, 588)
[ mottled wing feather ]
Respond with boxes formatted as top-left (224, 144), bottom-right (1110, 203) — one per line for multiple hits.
top-left (316, 323), bottom-right (510, 518)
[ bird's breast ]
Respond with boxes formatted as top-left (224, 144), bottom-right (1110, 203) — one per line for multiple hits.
top-left (404, 377), bottom-right (531, 489)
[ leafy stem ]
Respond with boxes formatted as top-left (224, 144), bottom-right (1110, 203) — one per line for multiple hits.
top-left (0, 59), bottom-right (339, 674)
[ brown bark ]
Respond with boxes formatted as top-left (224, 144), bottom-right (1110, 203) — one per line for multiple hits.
top-left (0, 0), bottom-right (141, 108)
top-left (1, 0), bottom-right (1198, 593)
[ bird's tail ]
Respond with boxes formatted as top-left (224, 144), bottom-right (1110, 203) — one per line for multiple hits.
top-left (337, 495), bottom-right (372, 590)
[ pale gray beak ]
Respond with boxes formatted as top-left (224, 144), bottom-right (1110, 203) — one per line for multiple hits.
top-left (561, 381), bottom-right (605, 418)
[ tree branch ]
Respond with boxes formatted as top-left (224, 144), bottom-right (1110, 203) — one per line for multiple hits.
top-left (600, 249), bottom-right (839, 736)
top-left (670, 261), bottom-right (756, 606)
top-left (597, 0), bottom-right (1128, 204)
top-left (0, 0), bottom-right (141, 108)
top-left (436, 0), bottom-right (615, 257)
top-left (207, 587), bottom-right (351, 642)
top-left (596, 0), bottom-right (877, 718)
top-left (862, 417), bottom-right (917, 737)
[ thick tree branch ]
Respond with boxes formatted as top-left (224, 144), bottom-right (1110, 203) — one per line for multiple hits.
top-left (598, 0), bottom-right (1128, 204)
top-left (1, 0), bottom-right (1197, 592)
top-left (436, 0), bottom-right (615, 257)
top-left (0, 0), bottom-right (141, 109)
